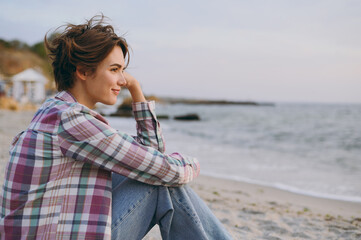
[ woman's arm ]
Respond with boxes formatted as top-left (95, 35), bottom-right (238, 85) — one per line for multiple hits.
top-left (124, 72), bottom-right (146, 103)
top-left (130, 101), bottom-right (165, 153)
top-left (57, 105), bottom-right (199, 186)
top-left (124, 72), bottom-right (165, 152)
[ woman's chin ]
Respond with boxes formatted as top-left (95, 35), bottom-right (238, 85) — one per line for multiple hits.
top-left (100, 99), bottom-right (117, 106)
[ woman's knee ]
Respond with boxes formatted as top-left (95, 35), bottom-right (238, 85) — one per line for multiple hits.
top-left (111, 176), bottom-right (160, 239)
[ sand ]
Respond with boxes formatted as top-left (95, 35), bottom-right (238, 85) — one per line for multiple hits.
top-left (0, 110), bottom-right (360, 239)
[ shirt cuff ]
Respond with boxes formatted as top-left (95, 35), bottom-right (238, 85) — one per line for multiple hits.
top-left (132, 101), bottom-right (156, 120)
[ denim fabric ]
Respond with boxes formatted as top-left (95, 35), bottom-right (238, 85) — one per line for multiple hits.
top-left (111, 174), bottom-right (232, 240)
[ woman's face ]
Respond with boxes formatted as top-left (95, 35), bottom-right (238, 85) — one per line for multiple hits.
top-left (83, 46), bottom-right (126, 108)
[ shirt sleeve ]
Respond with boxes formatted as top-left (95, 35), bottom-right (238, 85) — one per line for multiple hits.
top-left (57, 104), bottom-right (199, 186)
top-left (131, 101), bottom-right (165, 153)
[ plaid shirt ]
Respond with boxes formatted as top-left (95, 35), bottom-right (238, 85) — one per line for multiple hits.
top-left (0, 91), bottom-right (200, 239)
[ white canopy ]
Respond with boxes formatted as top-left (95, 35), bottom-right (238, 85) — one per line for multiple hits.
top-left (11, 68), bottom-right (47, 103)
top-left (12, 68), bottom-right (47, 83)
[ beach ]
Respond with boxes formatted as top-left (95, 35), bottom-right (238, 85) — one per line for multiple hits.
top-left (0, 110), bottom-right (360, 239)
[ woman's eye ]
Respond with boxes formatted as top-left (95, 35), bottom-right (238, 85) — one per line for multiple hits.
top-left (111, 68), bottom-right (118, 72)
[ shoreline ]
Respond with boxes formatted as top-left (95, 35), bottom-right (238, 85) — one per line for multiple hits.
top-left (193, 175), bottom-right (361, 219)
top-left (1, 110), bottom-right (361, 239)
top-left (201, 172), bottom-right (361, 204)
top-left (188, 175), bottom-right (361, 239)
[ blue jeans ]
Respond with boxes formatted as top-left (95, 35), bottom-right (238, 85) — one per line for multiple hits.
top-left (111, 174), bottom-right (232, 240)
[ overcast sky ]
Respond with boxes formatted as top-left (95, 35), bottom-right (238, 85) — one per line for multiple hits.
top-left (1, 0), bottom-right (360, 103)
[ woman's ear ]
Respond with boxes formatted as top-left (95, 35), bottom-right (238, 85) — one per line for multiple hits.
top-left (75, 67), bottom-right (87, 81)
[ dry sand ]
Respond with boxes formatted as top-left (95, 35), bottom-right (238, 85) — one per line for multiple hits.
top-left (0, 110), bottom-right (360, 239)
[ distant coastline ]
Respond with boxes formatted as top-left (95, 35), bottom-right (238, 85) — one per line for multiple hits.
top-left (157, 97), bottom-right (275, 106)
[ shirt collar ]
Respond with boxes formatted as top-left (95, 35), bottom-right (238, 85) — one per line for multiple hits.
top-left (55, 91), bottom-right (78, 103)
top-left (54, 91), bottom-right (110, 125)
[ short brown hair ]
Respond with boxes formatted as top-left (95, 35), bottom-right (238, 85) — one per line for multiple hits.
top-left (45, 15), bottom-right (129, 91)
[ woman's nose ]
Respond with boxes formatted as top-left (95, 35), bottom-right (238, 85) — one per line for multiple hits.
top-left (118, 73), bottom-right (127, 86)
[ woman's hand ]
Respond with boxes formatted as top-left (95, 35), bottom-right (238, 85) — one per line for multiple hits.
top-left (123, 72), bottom-right (146, 103)
top-left (123, 72), bottom-right (137, 89)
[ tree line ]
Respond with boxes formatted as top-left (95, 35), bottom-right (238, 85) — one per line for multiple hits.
top-left (0, 33), bottom-right (59, 59)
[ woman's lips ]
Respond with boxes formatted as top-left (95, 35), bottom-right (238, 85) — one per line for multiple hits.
top-left (112, 89), bottom-right (120, 95)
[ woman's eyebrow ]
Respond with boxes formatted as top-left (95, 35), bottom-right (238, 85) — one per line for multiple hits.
top-left (109, 63), bottom-right (122, 68)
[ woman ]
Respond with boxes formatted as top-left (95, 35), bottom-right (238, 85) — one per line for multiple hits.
top-left (0, 15), bottom-right (232, 240)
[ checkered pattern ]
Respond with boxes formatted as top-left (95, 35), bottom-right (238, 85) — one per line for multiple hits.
top-left (0, 91), bottom-right (200, 239)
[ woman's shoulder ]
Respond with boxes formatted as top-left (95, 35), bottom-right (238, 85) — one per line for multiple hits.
top-left (27, 92), bottom-right (81, 131)
top-left (30, 91), bottom-right (109, 130)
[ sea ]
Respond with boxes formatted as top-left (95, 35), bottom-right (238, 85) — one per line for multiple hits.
top-left (104, 102), bottom-right (361, 203)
